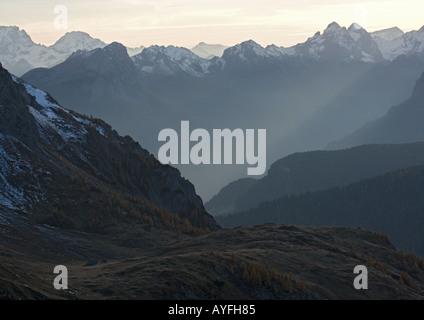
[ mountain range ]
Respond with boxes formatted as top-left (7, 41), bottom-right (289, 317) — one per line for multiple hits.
top-left (0, 27), bottom-right (107, 76)
top-left (19, 22), bottom-right (424, 199)
top-left (0, 26), bottom-right (230, 77)
top-left (4, 58), bottom-right (424, 300)
top-left (0, 61), bottom-right (217, 235)
top-left (2, 17), bottom-right (424, 300)
top-left (2, 22), bottom-right (424, 75)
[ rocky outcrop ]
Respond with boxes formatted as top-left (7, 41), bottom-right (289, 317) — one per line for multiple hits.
top-left (0, 62), bottom-right (218, 232)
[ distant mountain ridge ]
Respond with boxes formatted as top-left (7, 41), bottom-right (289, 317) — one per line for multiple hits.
top-left (132, 45), bottom-right (211, 77)
top-left (0, 27), bottom-right (107, 76)
top-left (291, 22), bottom-right (384, 63)
top-left (327, 71), bottom-right (424, 149)
top-left (21, 27), bottom-right (424, 199)
top-left (2, 22), bottom-right (424, 77)
top-left (206, 142), bottom-right (424, 216)
top-left (375, 26), bottom-right (424, 61)
top-left (371, 27), bottom-right (404, 41)
top-left (128, 22), bottom-right (424, 77)
top-left (20, 42), bottom-right (165, 144)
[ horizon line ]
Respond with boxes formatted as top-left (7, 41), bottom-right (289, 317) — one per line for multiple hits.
top-left (2, 21), bottom-right (423, 49)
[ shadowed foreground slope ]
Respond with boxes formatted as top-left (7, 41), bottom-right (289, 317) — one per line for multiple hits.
top-left (1, 224), bottom-right (424, 300)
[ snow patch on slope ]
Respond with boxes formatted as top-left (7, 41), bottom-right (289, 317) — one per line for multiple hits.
top-left (72, 114), bottom-right (105, 136)
top-left (28, 106), bottom-right (83, 141)
top-left (0, 133), bottom-right (27, 210)
top-left (20, 80), bottom-right (106, 143)
top-left (133, 45), bottom-right (211, 77)
top-left (22, 81), bottom-right (86, 141)
top-left (0, 27), bottom-right (108, 76)
top-left (374, 27), bottom-right (424, 61)
top-left (23, 82), bottom-right (62, 110)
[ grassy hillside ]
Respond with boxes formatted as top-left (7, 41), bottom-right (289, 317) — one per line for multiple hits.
top-left (2, 224), bottom-right (424, 300)
top-left (207, 143), bottom-right (424, 215)
top-left (217, 165), bottom-right (424, 256)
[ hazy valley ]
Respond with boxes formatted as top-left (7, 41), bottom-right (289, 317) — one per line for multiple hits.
top-left (1, 21), bottom-right (424, 300)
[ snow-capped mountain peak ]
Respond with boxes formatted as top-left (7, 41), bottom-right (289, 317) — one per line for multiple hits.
top-left (371, 27), bottom-right (404, 41)
top-left (347, 23), bottom-right (368, 42)
top-left (132, 45), bottom-right (211, 77)
top-left (0, 27), bottom-right (143, 76)
top-left (0, 26), bottom-right (108, 76)
top-left (2, 22), bottom-right (424, 78)
top-left (51, 31), bottom-right (106, 54)
top-left (398, 27), bottom-right (424, 54)
top-left (221, 40), bottom-right (269, 62)
top-left (191, 42), bottom-right (228, 59)
top-left (294, 22), bottom-right (383, 62)
top-left (323, 22), bottom-right (342, 34)
top-left (0, 26), bottom-right (36, 48)
top-left (349, 23), bottom-right (364, 31)
top-left (0, 26), bottom-right (51, 76)
top-left (376, 26), bottom-right (424, 61)
top-left (242, 39), bottom-right (265, 51)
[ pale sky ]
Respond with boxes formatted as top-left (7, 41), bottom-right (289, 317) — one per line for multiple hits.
top-left (0, 0), bottom-right (423, 48)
